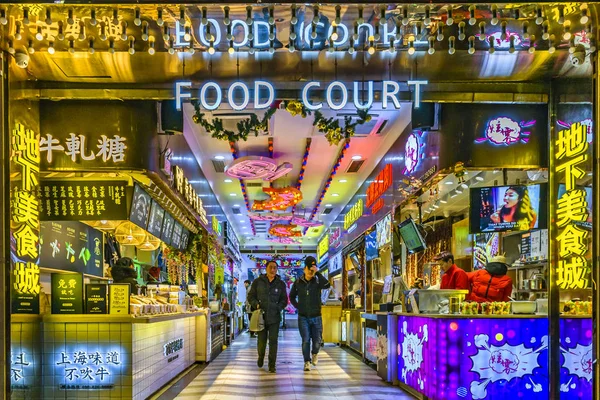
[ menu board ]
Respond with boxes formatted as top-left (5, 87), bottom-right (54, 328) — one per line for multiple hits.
top-left (180, 229), bottom-right (190, 250)
top-left (11, 279), bottom-right (39, 314)
top-left (40, 221), bottom-right (104, 277)
top-left (39, 180), bottom-right (128, 221)
top-left (51, 273), bottom-right (84, 314)
top-left (161, 213), bottom-right (175, 245)
top-left (521, 232), bottom-right (532, 258)
top-left (129, 183), bottom-right (151, 229)
top-left (376, 214), bottom-right (392, 248)
top-left (147, 200), bottom-right (165, 237)
top-left (109, 284), bottom-right (130, 315)
top-left (85, 284), bottom-right (108, 314)
top-left (171, 222), bottom-right (183, 249)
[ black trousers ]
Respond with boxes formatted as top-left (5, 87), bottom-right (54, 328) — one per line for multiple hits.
top-left (257, 321), bottom-right (280, 368)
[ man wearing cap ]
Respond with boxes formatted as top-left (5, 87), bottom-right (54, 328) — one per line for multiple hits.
top-left (468, 255), bottom-right (513, 302)
top-left (434, 251), bottom-right (469, 290)
top-left (289, 256), bottom-right (331, 371)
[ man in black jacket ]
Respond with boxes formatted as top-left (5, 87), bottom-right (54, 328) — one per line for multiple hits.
top-left (289, 256), bottom-right (331, 371)
top-left (247, 260), bottom-right (288, 373)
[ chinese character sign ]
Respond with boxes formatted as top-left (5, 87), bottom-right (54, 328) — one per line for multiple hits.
top-left (11, 122), bottom-right (41, 313)
top-left (553, 122), bottom-right (591, 290)
top-left (55, 349), bottom-right (121, 390)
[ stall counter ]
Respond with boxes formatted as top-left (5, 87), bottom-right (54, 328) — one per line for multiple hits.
top-left (41, 311), bottom-right (206, 400)
top-left (321, 305), bottom-right (342, 344)
top-left (395, 313), bottom-right (592, 400)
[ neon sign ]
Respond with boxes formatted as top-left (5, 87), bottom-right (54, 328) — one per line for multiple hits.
top-left (553, 122), bottom-right (590, 289)
top-left (175, 80), bottom-right (428, 111)
top-left (11, 352), bottom-right (32, 387)
top-left (172, 165), bottom-right (208, 225)
top-left (475, 117), bottom-right (536, 145)
top-left (40, 133), bottom-right (127, 164)
top-left (366, 164), bottom-right (393, 215)
top-left (212, 216), bottom-right (222, 237)
top-left (225, 156), bottom-right (293, 181)
top-left (252, 187), bottom-right (303, 211)
top-left (344, 199), bottom-right (363, 231)
top-left (55, 350), bottom-right (121, 390)
top-left (317, 234), bottom-right (329, 263)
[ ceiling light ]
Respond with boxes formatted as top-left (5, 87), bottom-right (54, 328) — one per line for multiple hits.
top-left (233, 204), bottom-right (239, 207)
top-left (445, 180), bottom-right (454, 185)
top-left (374, 25), bottom-right (381, 42)
top-left (268, 6), bottom-right (275, 25)
top-left (475, 176), bottom-right (485, 182)
top-left (45, 9), bottom-right (52, 25)
top-left (339, 179), bottom-right (347, 183)
top-left (558, 6), bottom-right (565, 25)
top-left (509, 36), bottom-right (516, 54)
top-left (408, 39), bottom-right (415, 55)
top-left (128, 37), bottom-right (135, 55)
top-left (446, 8), bottom-right (454, 26)
top-left (332, 194), bottom-right (340, 197)
top-left (313, 5), bottom-right (319, 23)
top-left (455, 187), bottom-right (463, 194)
top-left (27, 40), bottom-right (34, 54)
top-left (450, 191), bottom-right (458, 198)
top-left (389, 38), bottom-right (396, 54)
top-left (460, 183), bottom-right (469, 190)
top-left (348, 37), bottom-right (356, 54)
top-left (469, 5), bottom-right (477, 26)
top-left (367, 38), bottom-right (375, 55)
top-left (440, 199), bottom-right (448, 204)
top-left (14, 21), bottom-right (21, 40)
top-left (424, 6), bottom-right (431, 26)
top-left (78, 22), bottom-right (86, 41)
top-left (184, 25), bottom-right (191, 42)
top-left (246, 5), bottom-right (253, 26)
top-left (148, 39), bottom-right (155, 55)
top-left (428, 36), bottom-right (435, 54)
top-left (157, 8), bottom-right (164, 26)
top-left (66, 8), bottom-right (74, 25)
top-left (326, 204), bottom-right (332, 207)
top-left (542, 21), bottom-right (550, 41)
top-left (180, 7), bottom-right (186, 25)
top-left (228, 40), bottom-right (235, 54)
top-left (134, 7), bottom-right (142, 26)
top-left (121, 21), bottom-right (128, 41)
top-left (352, 155), bottom-right (362, 160)
top-left (168, 38), bottom-right (175, 54)
top-left (57, 22), bottom-right (64, 40)
top-left (68, 39), bottom-right (75, 54)
top-left (23, 7), bottom-right (29, 25)
top-left (488, 36), bottom-right (495, 54)
top-left (458, 22), bottom-right (466, 41)
top-left (0, 9), bottom-right (7, 25)
top-left (468, 35), bottom-right (475, 54)
top-left (230, 193), bottom-right (237, 197)
top-left (331, 26), bottom-right (339, 41)
top-left (501, 21), bottom-right (508, 40)
top-left (401, 6), bottom-right (409, 26)
top-left (548, 37), bottom-right (556, 54)
top-left (48, 41), bottom-right (55, 55)
top-left (491, 5), bottom-right (499, 26)
top-left (563, 23), bottom-right (572, 41)
top-left (88, 38), bottom-right (95, 54)
top-left (90, 9), bottom-right (97, 26)
top-left (291, 5), bottom-right (298, 25)
top-left (201, 6), bottom-right (208, 25)
top-left (528, 37), bottom-right (536, 54)
top-left (99, 23), bottom-right (107, 41)
top-left (478, 22), bottom-right (486, 41)
top-left (35, 27), bottom-right (43, 41)
top-left (535, 6), bottom-right (544, 25)
top-left (448, 36), bottom-right (456, 55)
top-left (7, 39), bottom-right (14, 54)
top-left (109, 38), bottom-right (115, 54)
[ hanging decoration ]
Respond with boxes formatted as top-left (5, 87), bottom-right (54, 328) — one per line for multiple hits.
top-left (291, 215), bottom-right (323, 227)
top-left (268, 237), bottom-right (302, 244)
top-left (284, 100), bottom-right (311, 118)
top-left (162, 244), bottom-right (191, 286)
top-left (225, 156), bottom-right (293, 181)
top-left (248, 212), bottom-right (293, 221)
top-left (252, 186), bottom-right (303, 211)
top-left (292, 138), bottom-right (312, 214)
top-left (229, 141), bottom-right (256, 235)
top-left (314, 108), bottom-right (372, 146)
top-left (192, 102), bottom-right (277, 142)
top-left (248, 255), bottom-right (304, 268)
top-left (269, 223), bottom-right (302, 238)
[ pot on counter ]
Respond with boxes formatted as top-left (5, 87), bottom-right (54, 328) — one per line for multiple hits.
top-left (529, 273), bottom-right (546, 290)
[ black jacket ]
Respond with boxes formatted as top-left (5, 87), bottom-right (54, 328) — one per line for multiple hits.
top-left (247, 274), bottom-right (288, 325)
top-left (289, 272), bottom-right (331, 318)
top-left (110, 266), bottom-right (139, 295)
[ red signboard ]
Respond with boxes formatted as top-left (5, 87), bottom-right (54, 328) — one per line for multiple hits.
top-left (366, 164), bottom-right (393, 212)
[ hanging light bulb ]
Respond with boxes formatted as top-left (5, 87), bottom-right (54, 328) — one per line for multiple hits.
top-left (47, 40), bottom-right (55, 54)
top-left (128, 37), bottom-right (135, 55)
top-left (291, 5), bottom-right (298, 25)
top-left (67, 8), bottom-right (74, 25)
top-left (220, 6), bottom-right (230, 26)
top-left (23, 7), bottom-right (29, 25)
top-left (15, 21), bottom-right (22, 40)
top-left (109, 38), bottom-right (116, 54)
top-left (269, 24), bottom-right (275, 41)
top-left (374, 24), bottom-right (381, 41)
top-left (353, 21), bottom-right (359, 41)
top-left (457, 21), bottom-right (466, 41)
top-left (334, 5), bottom-right (341, 25)
top-left (200, 7), bottom-right (208, 25)
top-left (208, 40), bottom-right (215, 55)
top-left (428, 36), bottom-right (435, 54)
top-left (184, 25), bottom-right (191, 42)
top-left (0, 8), bottom-right (7, 25)
top-left (331, 25), bottom-right (339, 41)
top-left (179, 7), bottom-right (185, 25)
top-left (558, 6), bottom-right (565, 25)
top-left (188, 45), bottom-right (195, 55)
top-left (112, 9), bottom-right (119, 26)
top-left (408, 39), bottom-right (415, 55)
top-left (99, 23), bottom-right (107, 41)
top-left (162, 26), bottom-right (169, 41)
top-left (509, 35), bottom-right (516, 53)
top-left (402, 6), bottom-right (409, 26)
top-left (328, 39), bottom-right (334, 53)
top-left (90, 9), bottom-right (97, 26)
top-left (248, 23), bottom-right (254, 41)
top-left (447, 8), bottom-right (454, 26)
top-left (148, 38), bottom-right (156, 55)
top-left (168, 37), bottom-right (175, 54)
top-left (68, 39), bottom-right (75, 54)
top-left (56, 21), bottom-right (64, 41)
top-left (289, 41), bottom-right (295, 53)
top-left (35, 26), bottom-right (44, 41)
top-left (226, 24), bottom-right (233, 41)
top-left (522, 21), bottom-right (530, 39)
top-left (313, 5), bottom-right (319, 23)
top-left (563, 22), bottom-right (572, 41)
top-left (7, 39), bottom-right (14, 54)
top-left (395, 20), bottom-right (402, 41)
top-left (157, 8), bottom-right (164, 27)
top-left (269, 40), bottom-right (275, 54)
top-left (246, 6), bottom-right (253, 26)
top-left (348, 36), bottom-right (355, 54)
top-left (133, 7), bottom-right (141, 26)
top-left (491, 5), bottom-right (499, 26)
top-left (389, 38), bottom-right (396, 53)
top-left (548, 35), bottom-right (556, 54)
top-left (488, 36), bottom-right (495, 54)
top-left (468, 36), bottom-right (476, 54)
top-left (469, 5), bottom-right (477, 26)
top-left (535, 6), bottom-right (543, 25)
top-left (529, 35), bottom-right (536, 54)
top-left (513, 8), bottom-right (520, 20)
top-left (367, 37), bottom-right (375, 54)
top-left (424, 6), bottom-right (431, 26)
top-left (437, 26), bottom-right (444, 42)
top-left (289, 24), bottom-right (297, 41)
top-left (542, 21), bottom-right (550, 41)
top-left (380, 6), bottom-right (387, 26)
top-left (228, 40), bottom-right (235, 54)
top-left (448, 36), bottom-right (456, 54)
top-left (268, 6), bottom-right (275, 26)
top-left (45, 8), bottom-right (52, 25)
top-left (120, 21), bottom-right (128, 41)
top-left (358, 6), bottom-right (365, 25)
top-left (415, 21), bottom-right (422, 38)
top-left (569, 37), bottom-right (576, 53)
top-left (478, 21), bottom-right (486, 41)
top-left (78, 22), bottom-right (86, 41)
top-left (587, 23), bottom-right (594, 41)
top-left (142, 21), bottom-right (149, 41)
top-left (580, 6), bottom-right (589, 25)
top-left (501, 21), bottom-right (508, 40)
top-left (88, 38), bottom-right (95, 54)
top-left (311, 21), bottom-right (318, 39)
top-left (27, 39), bottom-right (34, 54)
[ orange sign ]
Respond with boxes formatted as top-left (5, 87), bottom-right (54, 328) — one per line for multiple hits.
top-left (366, 164), bottom-right (393, 213)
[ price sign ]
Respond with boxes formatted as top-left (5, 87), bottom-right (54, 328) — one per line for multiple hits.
top-left (108, 284), bottom-right (130, 315)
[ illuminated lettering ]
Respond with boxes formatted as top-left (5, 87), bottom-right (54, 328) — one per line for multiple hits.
top-left (366, 164), bottom-right (393, 211)
top-left (318, 235), bottom-right (329, 262)
top-left (353, 81), bottom-right (373, 110)
top-left (228, 82), bottom-right (250, 111)
top-left (407, 80), bottom-right (428, 109)
top-left (344, 199), bottom-right (364, 231)
top-left (175, 81), bottom-right (192, 111)
top-left (383, 81), bottom-right (401, 109)
top-left (302, 82), bottom-right (322, 111)
top-left (326, 81), bottom-right (348, 111)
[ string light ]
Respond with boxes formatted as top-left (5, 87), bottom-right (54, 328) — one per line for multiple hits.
top-left (162, 26), bottom-right (169, 41)
top-left (157, 8), bottom-right (164, 26)
top-left (27, 39), bottom-right (34, 54)
top-left (142, 21), bottom-right (149, 41)
top-left (48, 41), bottom-right (55, 55)
top-left (45, 8), bottom-right (52, 25)
top-left (469, 5), bottom-right (477, 26)
top-left (446, 8), bottom-right (454, 26)
top-left (148, 38), bottom-right (156, 55)
top-left (134, 7), bottom-right (142, 26)
top-left (491, 5), bottom-right (498, 26)
top-left (67, 8), bottom-right (74, 25)
top-left (168, 37), bottom-right (175, 54)
top-left (335, 5), bottom-right (341, 25)
top-left (291, 5), bottom-right (298, 25)
top-left (402, 6), bottom-right (409, 26)
top-left (428, 36), bottom-right (435, 54)
top-left (478, 21), bottom-right (486, 41)
top-left (223, 6), bottom-right (231, 26)
top-left (201, 7), bottom-right (208, 25)
top-left (129, 37), bottom-right (135, 55)
top-left (35, 27), bottom-right (44, 41)
top-left (88, 38), bottom-right (95, 54)
top-left (90, 9), bottom-right (97, 26)
top-left (246, 6), bottom-right (253, 26)
top-left (57, 21), bottom-right (64, 41)
top-left (509, 35), bottom-right (516, 54)
top-left (468, 36), bottom-right (476, 54)
top-left (535, 6), bottom-right (543, 25)
top-left (528, 35), bottom-right (536, 54)
top-left (488, 36), bottom-right (495, 54)
top-left (109, 38), bottom-right (116, 54)
top-left (424, 6), bottom-right (431, 26)
top-left (99, 23), bottom-right (107, 41)
top-left (408, 39), bottom-right (415, 55)
top-left (448, 36), bottom-right (456, 54)
top-left (23, 7), bottom-right (29, 25)
top-left (0, 8), bottom-right (7, 25)
top-left (68, 39), bottom-right (75, 54)
top-left (542, 21), bottom-right (550, 40)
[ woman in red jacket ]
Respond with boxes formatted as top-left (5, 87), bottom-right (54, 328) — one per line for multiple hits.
top-left (468, 256), bottom-right (513, 302)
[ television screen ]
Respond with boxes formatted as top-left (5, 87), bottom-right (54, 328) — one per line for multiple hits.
top-left (470, 184), bottom-right (548, 233)
top-left (397, 218), bottom-right (427, 254)
top-left (147, 201), bottom-right (165, 238)
top-left (161, 213), bottom-right (175, 245)
top-left (365, 231), bottom-right (379, 261)
top-left (130, 184), bottom-right (151, 230)
top-left (558, 184), bottom-right (592, 230)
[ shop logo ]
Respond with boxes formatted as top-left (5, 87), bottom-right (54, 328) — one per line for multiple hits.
top-left (225, 156), bottom-right (293, 181)
top-left (475, 117), bottom-right (536, 146)
top-left (404, 131), bottom-right (427, 175)
top-left (400, 321), bottom-right (428, 391)
top-left (164, 338), bottom-right (184, 358)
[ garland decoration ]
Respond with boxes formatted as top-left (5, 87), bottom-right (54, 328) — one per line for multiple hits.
top-left (313, 108), bottom-right (372, 146)
top-left (192, 101), bottom-right (277, 142)
top-left (284, 100), bottom-right (311, 118)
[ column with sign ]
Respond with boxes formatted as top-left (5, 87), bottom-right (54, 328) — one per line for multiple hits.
top-left (11, 122), bottom-right (41, 314)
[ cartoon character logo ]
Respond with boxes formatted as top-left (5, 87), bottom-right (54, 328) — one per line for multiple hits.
top-left (475, 117), bottom-right (536, 145)
top-left (404, 132), bottom-right (423, 174)
top-left (488, 30), bottom-right (523, 48)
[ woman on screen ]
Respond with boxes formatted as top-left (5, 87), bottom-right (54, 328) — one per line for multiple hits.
top-left (490, 186), bottom-right (537, 230)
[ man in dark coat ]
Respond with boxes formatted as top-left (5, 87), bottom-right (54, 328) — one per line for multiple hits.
top-left (247, 260), bottom-right (288, 373)
top-left (110, 257), bottom-right (139, 295)
top-left (289, 256), bottom-right (331, 371)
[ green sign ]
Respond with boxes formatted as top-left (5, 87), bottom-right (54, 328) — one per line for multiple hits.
top-left (51, 273), bottom-right (84, 314)
top-left (86, 284), bottom-right (108, 314)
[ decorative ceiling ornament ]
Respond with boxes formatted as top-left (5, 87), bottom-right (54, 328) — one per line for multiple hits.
top-left (225, 156), bottom-right (293, 181)
top-left (192, 103), bottom-right (277, 142)
top-left (268, 237), bottom-right (302, 244)
top-left (269, 224), bottom-right (302, 238)
top-left (314, 108), bottom-right (372, 146)
top-left (475, 117), bottom-right (536, 146)
top-left (114, 221), bottom-right (146, 246)
top-left (248, 212), bottom-right (293, 222)
top-left (291, 216), bottom-right (323, 227)
top-left (252, 187), bottom-right (303, 211)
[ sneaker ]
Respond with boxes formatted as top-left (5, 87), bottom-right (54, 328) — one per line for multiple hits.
top-left (257, 358), bottom-right (264, 368)
top-left (304, 362), bottom-right (311, 371)
top-left (268, 366), bottom-right (276, 373)
top-left (311, 353), bottom-right (319, 366)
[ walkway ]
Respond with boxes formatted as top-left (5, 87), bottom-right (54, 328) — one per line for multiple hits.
top-left (167, 330), bottom-right (415, 400)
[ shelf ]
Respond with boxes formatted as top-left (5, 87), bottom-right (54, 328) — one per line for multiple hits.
top-left (508, 263), bottom-right (547, 271)
top-left (513, 289), bottom-right (547, 294)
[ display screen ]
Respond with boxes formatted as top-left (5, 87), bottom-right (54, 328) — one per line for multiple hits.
top-left (129, 184), bottom-right (151, 229)
top-left (147, 201), bottom-right (165, 238)
top-left (398, 218), bottom-right (427, 254)
top-left (470, 184), bottom-right (548, 233)
top-left (161, 213), bottom-right (175, 245)
top-left (558, 184), bottom-right (592, 230)
top-left (171, 222), bottom-right (183, 249)
top-left (365, 231), bottom-right (379, 261)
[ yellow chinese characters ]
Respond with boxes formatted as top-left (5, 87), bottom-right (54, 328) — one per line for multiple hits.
top-left (554, 123), bottom-right (590, 290)
top-left (13, 262), bottom-right (41, 296)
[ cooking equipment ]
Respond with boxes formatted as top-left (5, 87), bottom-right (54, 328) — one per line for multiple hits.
top-left (521, 280), bottom-right (531, 290)
top-left (511, 301), bottom-right (537, 314)
top-left (529, 273), bottom-right (546, 290)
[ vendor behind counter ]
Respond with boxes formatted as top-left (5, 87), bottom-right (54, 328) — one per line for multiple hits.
top-left (467, 255), bottom-right (513, 302)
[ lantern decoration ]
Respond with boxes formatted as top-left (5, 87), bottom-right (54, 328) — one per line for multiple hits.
top-left (291, 215), bottom-right (323, 227)
top-left (136, 233), bottom-right (161, 251)
top-left (248, 212), bottom-right (293, 221)
top-left (89, 220), bottom-right (120, 230)
top-left (225, 156), bottom-right (293, 181)
top-left (114, 221), bottom-right (146, 246)
top-left (269, 223), bottom-right (302, 237)
top-left (252, 187), bottom-right (303, 211)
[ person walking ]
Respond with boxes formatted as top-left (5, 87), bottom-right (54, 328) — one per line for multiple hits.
top-left (243, 280), bottom-right (256, 338)
top-left (289, 256), bottom-right (331, 372)
top-left (247, 260), bottom-right (288, 373)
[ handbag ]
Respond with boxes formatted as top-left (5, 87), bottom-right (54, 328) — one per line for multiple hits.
top-left (250, 309), bottom-right (265, 332)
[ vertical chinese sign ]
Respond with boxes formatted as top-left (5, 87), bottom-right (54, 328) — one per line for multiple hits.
top-left (11, 122), bottom-right (41, 314)
top-left (553, 122), bottom-right (591, 290)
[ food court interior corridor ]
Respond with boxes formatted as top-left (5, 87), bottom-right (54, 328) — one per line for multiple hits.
top-left (153, 330), bottom-right (415, 400)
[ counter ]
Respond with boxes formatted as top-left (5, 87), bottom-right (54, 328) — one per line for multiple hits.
top-left (395, 313), bottom-right (592, 400)
top-left (321, 305), bottom-right (342, 344)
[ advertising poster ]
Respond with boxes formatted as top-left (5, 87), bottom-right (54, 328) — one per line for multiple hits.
top-left (109, 284), bottom-right (130, 315)
top-left (161, 213), bottom-right (175, 245)
top-left (129, 184), bottom-right (151, 229)
top-left (365, 327), bottom-right (378, 364)
top-left (51, 273), bottom-right (84, 314)
top-left (147, 201), bottom-right (165, 238)
top-left (86, 284), bottom-right (108, 314)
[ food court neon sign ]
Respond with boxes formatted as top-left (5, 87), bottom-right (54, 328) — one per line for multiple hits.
top-left (175, 80), bottom-right (428, 111)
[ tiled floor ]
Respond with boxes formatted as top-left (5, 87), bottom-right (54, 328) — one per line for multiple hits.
top-left (167, 330), bottom-right (416, 400)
